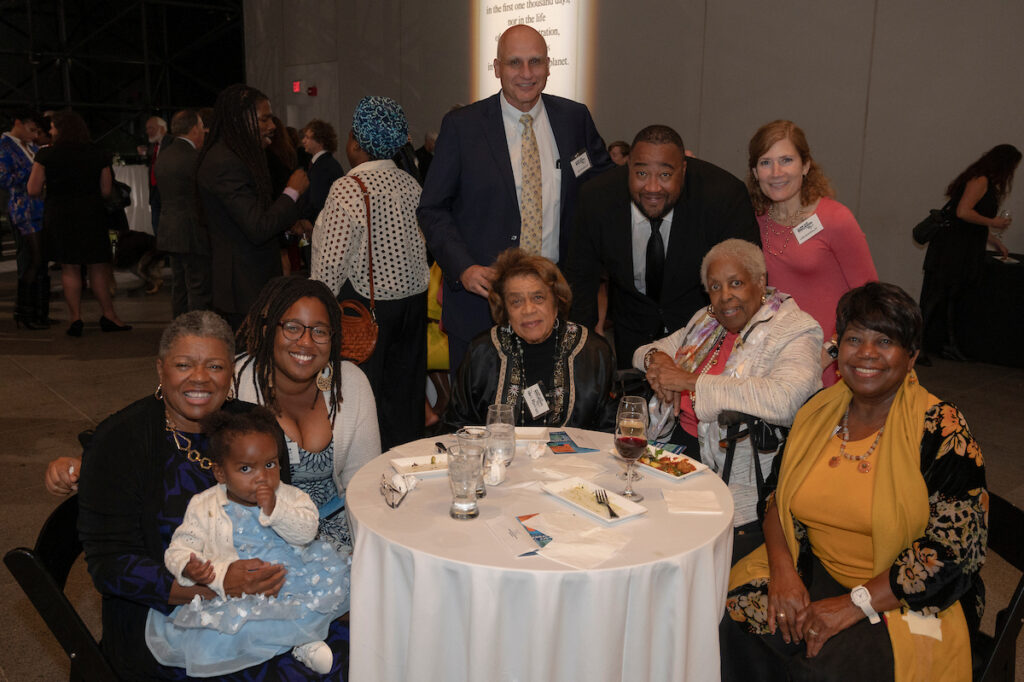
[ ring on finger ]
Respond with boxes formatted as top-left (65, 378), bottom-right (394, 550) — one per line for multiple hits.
top-left (777, 612), bottom-right (786, 620)
top-left (807, 628), bottom-right (819, 637)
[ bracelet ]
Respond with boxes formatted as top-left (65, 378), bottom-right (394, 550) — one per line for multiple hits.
top-left (643, 348), bottom-right (659, 370)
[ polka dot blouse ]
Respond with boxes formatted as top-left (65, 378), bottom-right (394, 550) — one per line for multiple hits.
top-left (311, 159), bottom-right (429, 300)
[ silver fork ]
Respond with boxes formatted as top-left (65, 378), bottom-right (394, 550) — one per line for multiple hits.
top-left (595, 488), bottom-right (619, 519)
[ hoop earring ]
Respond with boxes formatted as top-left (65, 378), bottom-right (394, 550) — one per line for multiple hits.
top-left (761, 292), bottom-right (767, 305)
top-left (707, 304), bottom-right (714, 315)
top-left (316, 364), bottom-right (333, 392)
top-left (154, 383), bottom-right (163, 400)
top-left (226, 385), bottom-right (236, 401)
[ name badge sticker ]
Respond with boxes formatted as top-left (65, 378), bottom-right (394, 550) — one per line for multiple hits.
top-left (287, 440), bottom-right (301, 466)
top-left (793, 215), bottom-right (824, 244)
top-left (523, 382), bottom-right (551, 419)
top-left (570, 150), bottom-right (592, 178)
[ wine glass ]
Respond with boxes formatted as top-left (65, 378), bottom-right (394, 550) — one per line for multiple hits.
top-left (614, 396), bottom-right (649, 502)
top-left (995, 209), bottom-right (1012, 237)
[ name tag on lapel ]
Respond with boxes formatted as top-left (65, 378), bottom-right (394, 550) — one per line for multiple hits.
top-left (793, 215), bottom-right (824, 244)
top-left (570, 150), bottom-right (592, 178)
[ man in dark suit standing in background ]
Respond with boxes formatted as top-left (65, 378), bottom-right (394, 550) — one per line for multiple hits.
top-left (566, 125), bottom-right (761, 367)
top-left (296, 119), bottom-right (344, 239)
top-left (155, 109), bottom-right (210, 316)
top-left (418, 23), bottom-right (612, 372)
top-left (144, 116), bottom-right (174, 237)
top-left (197, 84), bottom-right (308, 328)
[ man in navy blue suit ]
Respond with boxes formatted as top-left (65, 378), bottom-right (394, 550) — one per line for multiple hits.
top-left (418, 23), bottom-right (613, 373)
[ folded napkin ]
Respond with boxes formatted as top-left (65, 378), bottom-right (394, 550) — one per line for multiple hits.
top-left (662, 489), bottom-right (723, 514)
top-left (528, 511), bottom-right (630, 569)
top-left (532, 455), bottom-right (607, 480)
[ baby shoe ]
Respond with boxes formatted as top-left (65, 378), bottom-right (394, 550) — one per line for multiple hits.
top-left (292, 640), bottom-right (333, 674)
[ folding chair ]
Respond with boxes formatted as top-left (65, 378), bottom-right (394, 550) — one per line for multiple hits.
top-left (4, 495), bottom-right (118, 681)
top-left (975, 492), bottom-right (1024, 682)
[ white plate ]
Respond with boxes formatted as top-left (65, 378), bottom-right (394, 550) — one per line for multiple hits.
top-left (390, 454), bottom-right (449, 477)
top-left (621, 445), bottom-right (709, 482)
top-left (541, 476), bottom-right (647, 524)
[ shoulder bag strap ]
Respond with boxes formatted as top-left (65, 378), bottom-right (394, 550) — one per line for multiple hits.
top-left (349, 174), bottom-right (376, 321)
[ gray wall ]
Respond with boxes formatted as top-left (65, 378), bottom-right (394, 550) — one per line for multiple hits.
top-left (245, 0), bottom-right (1024, 297)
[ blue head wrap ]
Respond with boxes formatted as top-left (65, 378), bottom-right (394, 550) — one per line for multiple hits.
top-left (352, 96), bottom-right (408, 160)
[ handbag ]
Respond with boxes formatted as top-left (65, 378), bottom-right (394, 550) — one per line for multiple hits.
top-left (912, 199), bottom-right (955, 245)
top-left (338, 175), bottom-right (379, 364)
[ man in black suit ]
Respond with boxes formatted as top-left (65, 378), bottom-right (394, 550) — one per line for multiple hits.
top-left (197, 84), bottom-right (309, 328)
top-left (145, 116), bottom-right (174, 236)
top-left (566, 125), bottom-right (760, 367)
top-left (297, 119), bottom-right (344, 236)
top-left (418, 24), bottom-right (612, 372)
top-left (155, 109), bottom-right (211, 316)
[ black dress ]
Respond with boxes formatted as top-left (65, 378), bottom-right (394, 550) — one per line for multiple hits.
top-left (36, 143), bottom-right (112, 264)
top-left (919, 181), bottom-right (997, 351)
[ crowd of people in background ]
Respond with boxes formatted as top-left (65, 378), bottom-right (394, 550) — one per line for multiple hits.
top-left (3, 19), bottom-right (1015, 681)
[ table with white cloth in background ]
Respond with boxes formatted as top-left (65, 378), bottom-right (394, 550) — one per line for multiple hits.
top-left (113, 164), bottom-right (151, 234)
top-left (347, 428), bottom-right (735, 682)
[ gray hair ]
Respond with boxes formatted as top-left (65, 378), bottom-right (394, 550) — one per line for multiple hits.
top-left (700, 239), bottom-right (766, 291)
top-left (158, 311), bottom-right (235, 359)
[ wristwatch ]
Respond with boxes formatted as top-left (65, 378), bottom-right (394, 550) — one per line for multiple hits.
top-left (851, 585), bottom-right (880, 624)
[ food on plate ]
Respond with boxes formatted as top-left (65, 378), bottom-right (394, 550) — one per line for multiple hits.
top-left (638, 449), bottom-right (696, 477)
top-left (563, 484), bottom-right (621, 517)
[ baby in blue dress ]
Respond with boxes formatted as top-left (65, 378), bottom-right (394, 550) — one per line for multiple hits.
top-left (145, 408), bottom-right (349, 677)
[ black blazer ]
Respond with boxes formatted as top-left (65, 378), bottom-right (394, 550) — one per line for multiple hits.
top-left (565, 160), bottom-right (761, 367)
top-left (417, 92), bottom-right (612, 343)
top-left (300, 152), bottom-right (344, 223)
top-left (153, 138), bottom-right (206, 255)
top-left (197, 141), bottom-right (298, 316)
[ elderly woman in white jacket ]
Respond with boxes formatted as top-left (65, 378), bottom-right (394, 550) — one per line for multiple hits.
top-left (634, 239), bottom-right (822, 560)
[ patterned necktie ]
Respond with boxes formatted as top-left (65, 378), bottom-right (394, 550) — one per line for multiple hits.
top-left (519, 113), bottom-right (542, 254)
top-left (646, 217), bottom-right (665, 301)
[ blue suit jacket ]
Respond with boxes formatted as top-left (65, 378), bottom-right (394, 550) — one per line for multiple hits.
top-left (417, 92), bottom-right (611, 343)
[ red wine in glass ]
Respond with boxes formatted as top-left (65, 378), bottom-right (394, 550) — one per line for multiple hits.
top-left (615, 436), bottom-right (647, 461)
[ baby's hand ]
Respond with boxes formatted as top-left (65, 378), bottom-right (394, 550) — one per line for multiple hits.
top-left (183, 552), bottom-right (215, 585)
top-left (255, 484), bottom-right (276, 517)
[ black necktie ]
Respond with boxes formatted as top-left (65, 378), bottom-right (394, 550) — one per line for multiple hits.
top-left (645, 217), bottom-right (665, 301)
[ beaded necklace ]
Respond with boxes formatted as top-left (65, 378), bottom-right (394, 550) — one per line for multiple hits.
top-left (688, 335), bottom-right (727, 409)
top-left (165, 418), bottom-right (213, 470)
top-left (828, 406), bottom-right (884, 473)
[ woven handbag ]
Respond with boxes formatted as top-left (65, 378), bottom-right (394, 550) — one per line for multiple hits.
top-left (339, 175), bottom-right (379, 364)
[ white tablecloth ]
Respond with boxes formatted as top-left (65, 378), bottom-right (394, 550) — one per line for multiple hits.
top-left (347, 428), bottom-right (735, 682)
top-left (114, 164), bottom-right (151, 234)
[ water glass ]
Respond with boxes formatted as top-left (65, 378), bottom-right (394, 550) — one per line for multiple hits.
top-left (486, 403), bottom-right (516, 469)
top-left (448, 446), bottom-right (480, 520)
top-left (455, 426), bottom-right (488, 498)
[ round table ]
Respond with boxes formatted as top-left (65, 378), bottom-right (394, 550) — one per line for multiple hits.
top-left (347, 428), bottom-right (735, 682)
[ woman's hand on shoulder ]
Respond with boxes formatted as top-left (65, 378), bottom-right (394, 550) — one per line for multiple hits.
top-left (45, 456), bottom-right (81, 496)
top-left (222, 558), bottom-right (287, 598)
top-left (796, 595), bottom-right (864, 657)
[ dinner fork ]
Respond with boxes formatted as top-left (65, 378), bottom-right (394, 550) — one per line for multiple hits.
top-left (595, 488), bottom-right (619, 519)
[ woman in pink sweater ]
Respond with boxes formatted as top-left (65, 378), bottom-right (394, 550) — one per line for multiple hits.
top-left (747, 120), bottom-right (877, 386)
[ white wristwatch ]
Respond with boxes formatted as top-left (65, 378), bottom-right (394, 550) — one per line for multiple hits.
top-left (851, 585), bottom-right (881, 624)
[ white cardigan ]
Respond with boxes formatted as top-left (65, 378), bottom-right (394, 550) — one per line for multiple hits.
top-left (165, 482), bottom-right (318, 599)
top-left (633, 297), bottom-right (823, 525)
top-left (235, 358), bottom-right (381, 494)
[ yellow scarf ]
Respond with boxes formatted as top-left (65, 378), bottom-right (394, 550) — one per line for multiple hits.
top-left (729, 371), bottom-right (971, 681)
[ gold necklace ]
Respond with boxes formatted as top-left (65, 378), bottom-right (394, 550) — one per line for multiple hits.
top-left (165, 418), bottom-right (213, 470)
top-left (768, 202), bottom-right (811, 226)
top-left (829, 406), bottom-right (884, 473)
top-left (688, 335), bottom-right (726, 409)
top-left (762, 214), bottom-right (795, 257)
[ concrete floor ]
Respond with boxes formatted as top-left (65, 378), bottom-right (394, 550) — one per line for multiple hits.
top-left (0, 268), bottom-right (1022, 681)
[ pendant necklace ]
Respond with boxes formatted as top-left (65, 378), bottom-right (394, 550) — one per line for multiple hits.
top-left (829, 406), bottom-right (883, 474)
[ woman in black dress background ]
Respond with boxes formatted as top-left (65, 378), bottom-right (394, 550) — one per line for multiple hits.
top-left (919, 144), bottom-right (1019, 360)
top-left (27, 111), bottom-right (131, 336)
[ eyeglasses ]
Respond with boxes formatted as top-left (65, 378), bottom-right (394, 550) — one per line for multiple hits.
top-left (277, 321), bottom-right (332, 344)
top-left (379, 474), bottom-right (408, 509)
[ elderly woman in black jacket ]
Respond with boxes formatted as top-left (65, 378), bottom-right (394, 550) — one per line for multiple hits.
top-left (447, 248), bottom-right (615, 431)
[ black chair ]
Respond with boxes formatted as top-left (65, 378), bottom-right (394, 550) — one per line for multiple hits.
top-left (975, 492), bottom-right (1024, 682)
top-left (4, 495), bottom-right (118, 681)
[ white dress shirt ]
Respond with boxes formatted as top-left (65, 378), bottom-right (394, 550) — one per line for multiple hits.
top-left (630, 203), bottom-right (674, 294)
top-left (499, 93), bottom-right (562, 261)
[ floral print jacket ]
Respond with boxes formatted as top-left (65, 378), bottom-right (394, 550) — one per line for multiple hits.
top-left (727, 401), bottom-right (987, 630)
